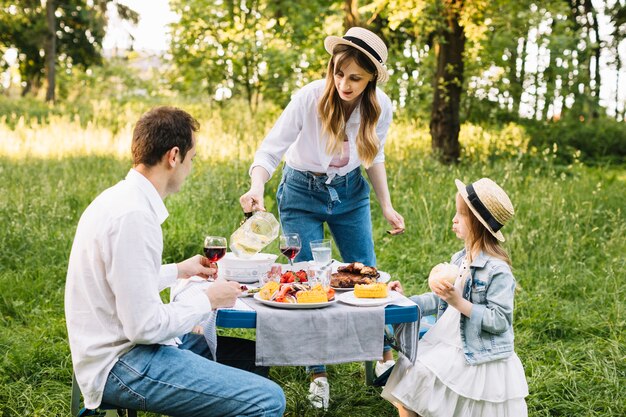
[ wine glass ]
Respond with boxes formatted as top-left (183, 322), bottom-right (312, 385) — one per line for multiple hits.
top-left (279, 233), bottom-right (301, 268)
top-left (204, 236), bottom-right (227, 279)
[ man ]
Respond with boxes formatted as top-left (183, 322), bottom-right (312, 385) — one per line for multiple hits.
top-left (65, 106), bottom-right (286, 416)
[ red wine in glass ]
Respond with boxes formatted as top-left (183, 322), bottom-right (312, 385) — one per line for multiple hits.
top-left (204, 236), bottom-right (227, 279)
top-left (280, 246), bottom-right (300, 260)
top-left (279, 233), bottom-right (301, 267)
top-left (204, 246), bottom-right (226, 262)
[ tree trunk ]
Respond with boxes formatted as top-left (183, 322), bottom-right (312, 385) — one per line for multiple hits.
top-left (22, 80), bottom-right (32, 97)
top-left (617, 49), bottom-right (622, 121)
top-left (343, 0), bottom-right (360, 30)
top-left (513, 37), bottom-right (526, 117)
top-left (585, 0), bottom-right (601, 118)
top-left (430, 0), bottom-right (465, 164)
top-left (44, 0), bottom-right (56, 103)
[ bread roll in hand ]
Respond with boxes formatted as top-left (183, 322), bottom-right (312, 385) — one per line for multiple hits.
top-left (428, 262), bottom-right (460, 288)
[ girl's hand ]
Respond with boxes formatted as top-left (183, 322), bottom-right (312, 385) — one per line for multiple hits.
top-left (433, 280), bottom-right (473, 317)
top-left (382, 206), bottom-right (405, 235)
top-left (387, 280), bottom-right (404, 294)
top-left (431, 280), bottom-right (461, 305)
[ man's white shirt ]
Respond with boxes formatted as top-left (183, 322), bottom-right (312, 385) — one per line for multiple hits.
top-left (65, 169), bottom-right (212, 409)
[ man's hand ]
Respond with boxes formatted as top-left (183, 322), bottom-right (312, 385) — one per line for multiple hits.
top-left (204, 280), bottom-right (242, 309)
top-left (177, 255), bottom-right (217, 280)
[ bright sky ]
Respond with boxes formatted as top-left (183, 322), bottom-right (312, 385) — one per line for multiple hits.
top-left (102, 0), bottom-right (178, 53)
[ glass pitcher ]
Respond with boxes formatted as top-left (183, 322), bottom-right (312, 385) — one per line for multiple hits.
top-left (229, 211), bottom-right (280, 259)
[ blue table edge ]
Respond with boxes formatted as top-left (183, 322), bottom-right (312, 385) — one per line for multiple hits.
top-left (217, 303), bottom-right (419, 328)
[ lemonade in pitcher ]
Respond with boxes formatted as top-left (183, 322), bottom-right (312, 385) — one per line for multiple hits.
top-left (230, 211), bottom-right (280, 258)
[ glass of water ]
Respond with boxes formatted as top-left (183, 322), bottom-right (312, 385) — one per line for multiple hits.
top-left (307, 265), bottom-right (332, 288)
top-left (310, 239), bottom-right (332, 264)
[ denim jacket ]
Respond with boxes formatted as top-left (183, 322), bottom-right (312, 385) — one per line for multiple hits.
top-left (409, 249), bottom-right (517, 365)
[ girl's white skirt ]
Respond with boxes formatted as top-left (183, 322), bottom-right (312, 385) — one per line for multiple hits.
top-left (382, 306), bottom-right (528, 417)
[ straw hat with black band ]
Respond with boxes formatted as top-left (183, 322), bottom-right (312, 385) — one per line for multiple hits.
top-left (324, 27), bottom-right (390, 83)
top-left (455, 178), bottom-right (514, 242)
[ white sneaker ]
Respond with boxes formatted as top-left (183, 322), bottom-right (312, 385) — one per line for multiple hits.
top-left (375, 359), bottom-right (395, 377)
top-left (307, 377), bottom-right (330, 410)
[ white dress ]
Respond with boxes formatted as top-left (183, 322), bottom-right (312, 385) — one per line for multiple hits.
top-left (382, 260), bottom-right (529, 417)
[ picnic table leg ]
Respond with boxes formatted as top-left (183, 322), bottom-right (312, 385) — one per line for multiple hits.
top-left (364, 361), bottom-right (375, 385)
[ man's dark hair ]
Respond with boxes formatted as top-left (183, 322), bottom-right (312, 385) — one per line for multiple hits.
top-left (131, 106), bottom-right (200, 166)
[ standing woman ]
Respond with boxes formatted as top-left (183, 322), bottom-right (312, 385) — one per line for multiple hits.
top-left (240, 26), bottom-right (404, 266)
top-left (240, 27), bottom-right (405, 409)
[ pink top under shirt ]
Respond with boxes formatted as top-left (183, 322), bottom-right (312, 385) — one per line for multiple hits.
top-left (329, 140), bottom-right (350, 168)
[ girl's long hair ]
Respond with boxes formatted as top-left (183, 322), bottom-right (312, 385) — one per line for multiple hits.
top-left (458, 194), bottom-right (512, 266)
top-left (317, 44), bottom-right (381, 168)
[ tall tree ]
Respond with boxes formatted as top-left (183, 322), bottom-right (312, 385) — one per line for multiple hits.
top-left (44, 0), bottom-right (56, 102)
top-left (344, 0), bottom-right (360, 29)
top-left (595, 0), bottom-right (626, 120)
top-left (0, 0), bottom-right (138, 99)
top-left (430, 0), bottom-right (465, 162)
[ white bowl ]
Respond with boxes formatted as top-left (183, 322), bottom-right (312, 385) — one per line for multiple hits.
top-left (217, 252), bottom-right (278, 283)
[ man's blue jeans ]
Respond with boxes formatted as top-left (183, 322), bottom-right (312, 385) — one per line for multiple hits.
top-left (101, 334), bottom-right (286, 417)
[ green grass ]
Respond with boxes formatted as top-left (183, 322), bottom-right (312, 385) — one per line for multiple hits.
top-left (0, 124), bottom-right (625, 416)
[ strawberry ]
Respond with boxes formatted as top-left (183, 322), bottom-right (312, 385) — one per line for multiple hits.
top-left (295, 270), bottom-right (308, 282)
top-left (280, 271), bottom-right (296, 283)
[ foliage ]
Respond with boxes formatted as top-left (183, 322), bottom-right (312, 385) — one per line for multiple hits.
top-left (0, 111), bottom-right (624, 415)
top-left (2, 0), bottom-right (625, 124)
top-left (168, 0), bottom-right (333, 111)
top-left (0, 0), bottom-right (138, 95)
top-left (524, 117), bottom-right (626, 164)
top-left (3, 95), bottom-right (624, 166)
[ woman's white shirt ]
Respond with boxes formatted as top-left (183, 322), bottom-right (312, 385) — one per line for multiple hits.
top-left (250, 79), bottom-right (393, 179)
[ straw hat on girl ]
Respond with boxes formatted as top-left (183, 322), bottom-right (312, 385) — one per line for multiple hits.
top-left (324, 27), bottom-right (390, 83)
top-left (455, 178), bottom-right (514, 242)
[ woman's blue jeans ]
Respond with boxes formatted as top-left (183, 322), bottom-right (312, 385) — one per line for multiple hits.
top-left (100, 335), bottom-right (286, 417)
top-left (277, 165), bottom-right (385, 375)
top-left (277, 165), bottom-right (376, 266)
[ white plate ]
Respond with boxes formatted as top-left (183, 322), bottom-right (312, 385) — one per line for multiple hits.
top-left (331, 270), bottom-right (391, 291)
top-left (253, 292), bottom-right (336, 309)
top-left (238, 284), bottom-right (260, 297)
top-left (337, 290), bottom-right (403, 307)
top-left (224, 275), bottom-right (261, 284)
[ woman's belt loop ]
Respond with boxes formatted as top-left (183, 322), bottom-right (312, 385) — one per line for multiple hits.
top-left (326, 184), bottom-right (340, 203)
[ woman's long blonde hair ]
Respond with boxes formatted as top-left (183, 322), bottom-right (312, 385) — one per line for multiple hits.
top-left (458, 194), bottom-right (512, 266)
top-left (317, 44), bottom-right (381, 168)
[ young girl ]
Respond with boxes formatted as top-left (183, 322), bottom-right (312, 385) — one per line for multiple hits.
top-left (384, 178), bottom-right (528, 417)
top-left (240, 27), bottom-right (404, 409)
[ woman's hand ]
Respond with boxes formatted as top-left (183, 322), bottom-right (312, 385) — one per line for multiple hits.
top-left (177, 255), bottom-right (217, 280)
top-left (382, 206), bottom-right (405, 235)
top-left (365, 164), bottom-right (405, 235)
top-left (387, 280), bottom-right (404, 295)
top-left (239, 189), bottom-right (265, 212)
top-left (239, 166), bottom-right (270, 212)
